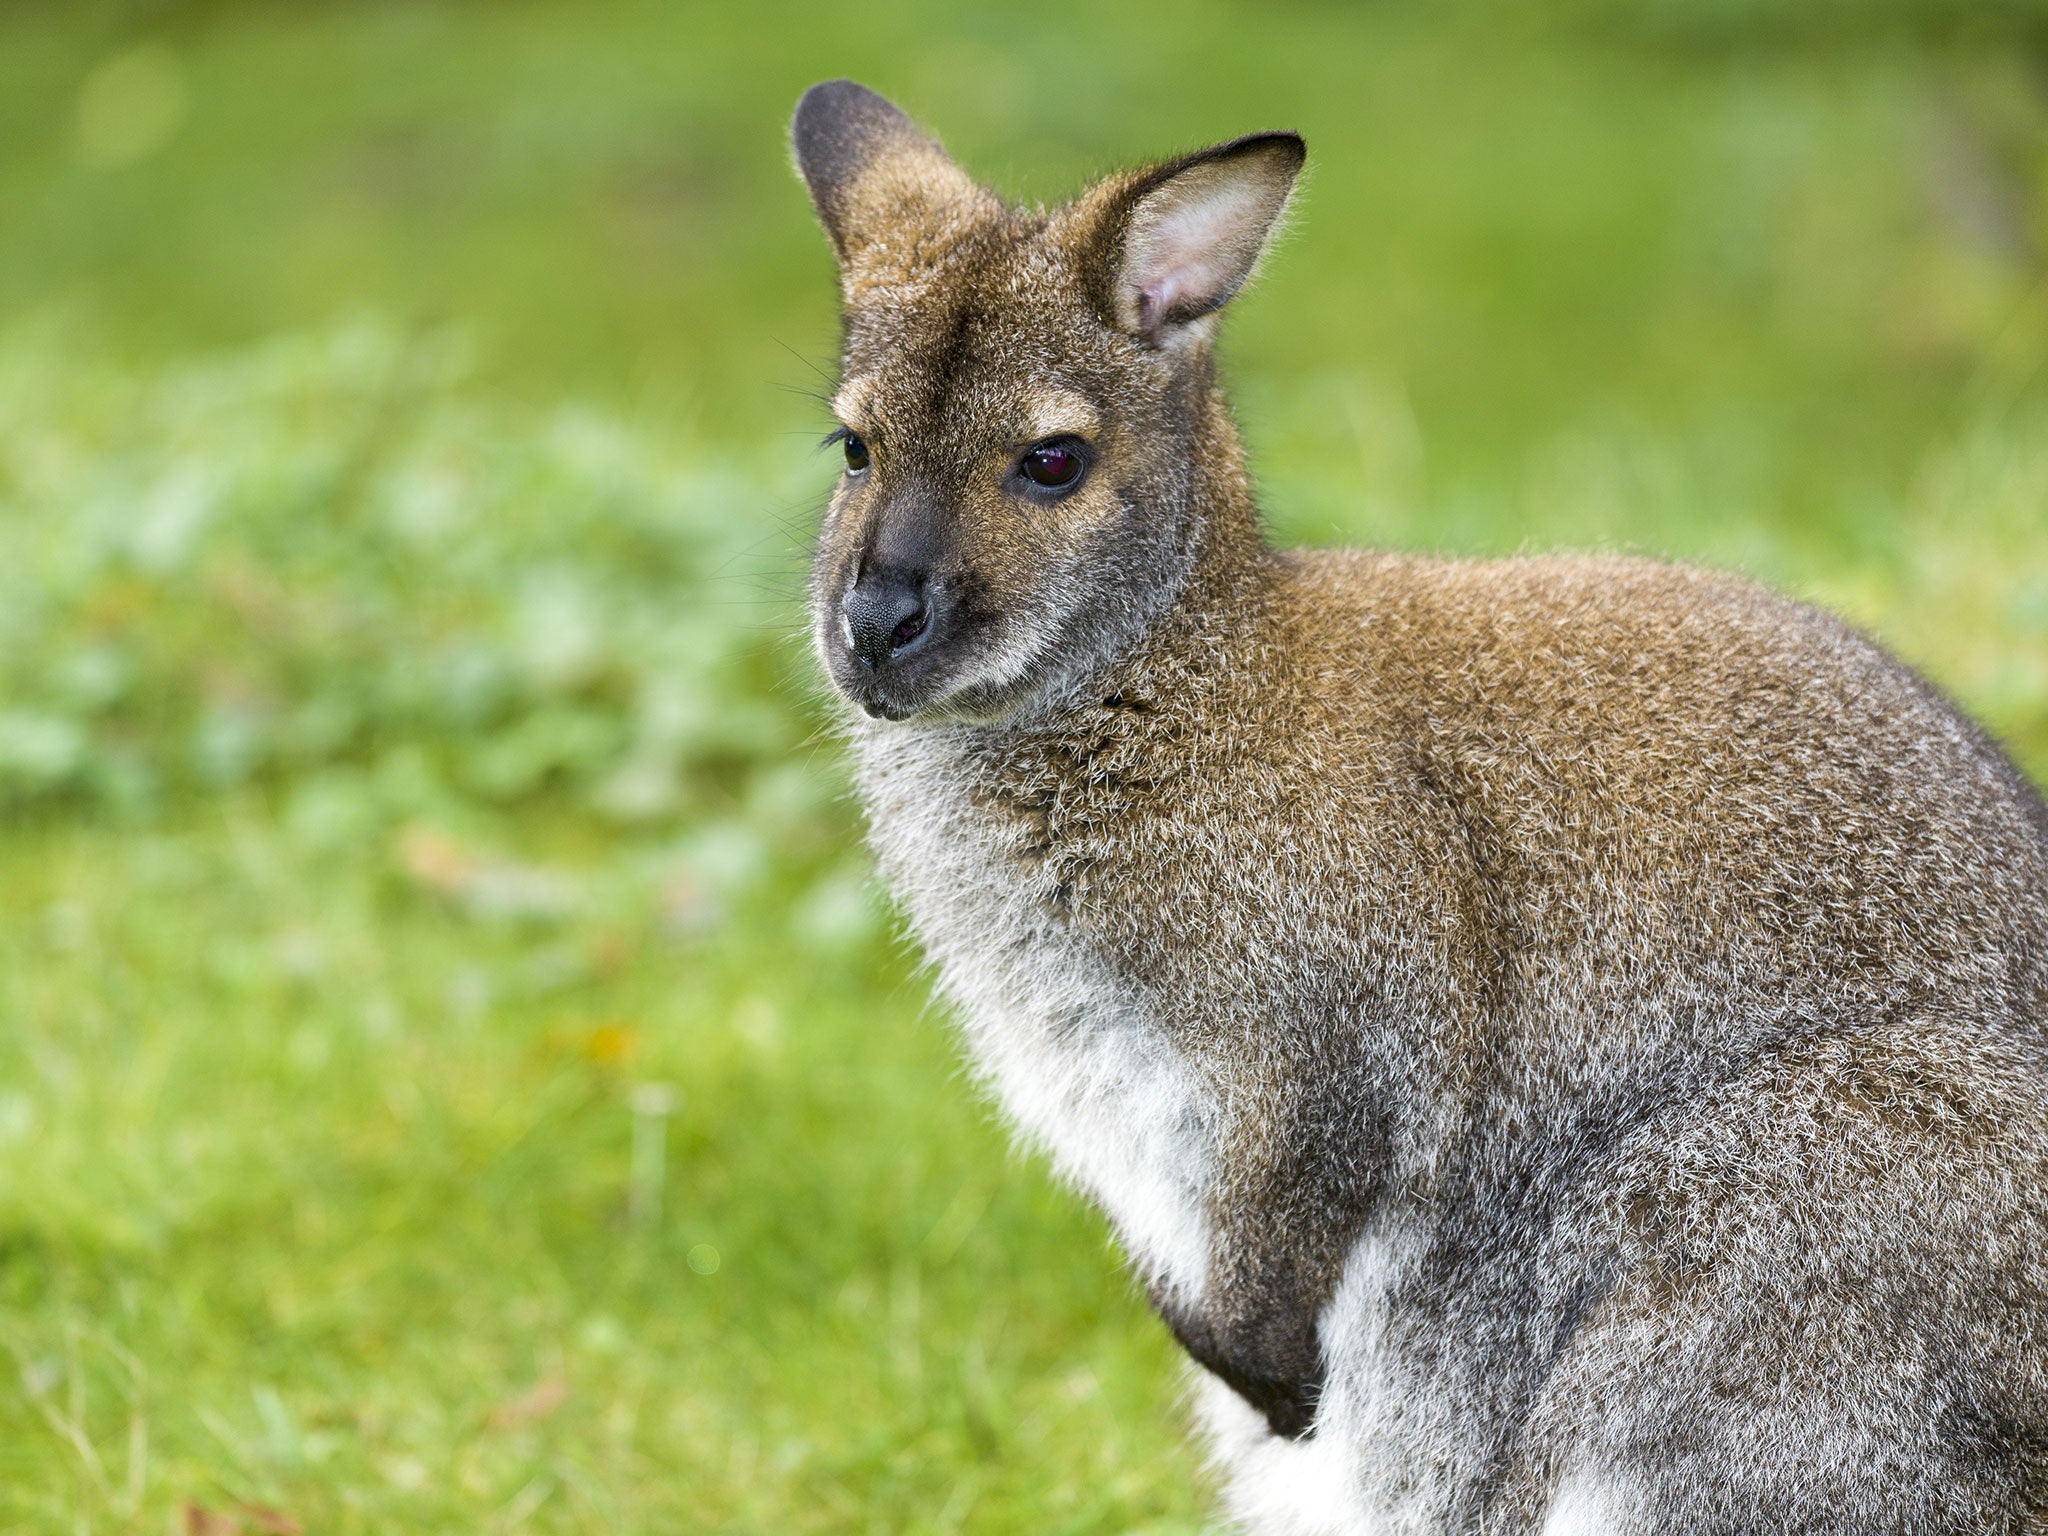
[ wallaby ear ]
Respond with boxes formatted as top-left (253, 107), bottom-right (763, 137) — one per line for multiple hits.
top-left (1092, 132), bottom-right (1305, 346)
top-left (791, 80), bottom-right (982, 265)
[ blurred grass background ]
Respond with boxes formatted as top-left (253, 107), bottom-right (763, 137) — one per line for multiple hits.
top-left (0, 1), bottom-right (2045, 1532)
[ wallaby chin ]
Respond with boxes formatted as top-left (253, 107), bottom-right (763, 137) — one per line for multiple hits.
top-left (794, 83), bottom-right (2048, 1535)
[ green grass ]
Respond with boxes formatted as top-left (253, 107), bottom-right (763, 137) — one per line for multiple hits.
top-left (0, 809), bottom-right (1202, 1534)
top-left (0, 2), bottom-right (2045, 1531)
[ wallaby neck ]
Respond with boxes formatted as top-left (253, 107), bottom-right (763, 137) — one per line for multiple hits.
top-left (1182, 378), bottom-right (1272, 581)
top-left (1096, 384), bottom-right (1278, 694)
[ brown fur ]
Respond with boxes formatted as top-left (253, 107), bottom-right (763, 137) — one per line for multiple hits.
top-left (793, 81), bottom-right (2048, 1532)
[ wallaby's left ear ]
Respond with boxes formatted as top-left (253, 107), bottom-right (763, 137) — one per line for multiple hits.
top-left (791, 80), bottom-right (984, 266)
top-left (1086, 132), bottom-right (1305, 346)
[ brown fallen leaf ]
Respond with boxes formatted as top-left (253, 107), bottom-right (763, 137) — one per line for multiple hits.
top-left (487, 1375), bottom-right (569, 1430)
top-left (236, 1505), bottom-right (302, 1536)
top-left (396, 824), bottom-right (478, 896)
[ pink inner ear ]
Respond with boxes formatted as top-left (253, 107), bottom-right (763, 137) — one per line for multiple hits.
top-left (1125, 176), bottom-right (1283, 339)
top-left (1136, 283), bottom-right (1176, 337)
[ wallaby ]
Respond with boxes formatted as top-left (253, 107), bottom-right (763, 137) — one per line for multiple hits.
top-left (790, 80), bottom-right (2048, 1534)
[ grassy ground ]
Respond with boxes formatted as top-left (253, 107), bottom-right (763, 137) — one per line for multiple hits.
top-left (1, 3), bottom-right (2045, 1532)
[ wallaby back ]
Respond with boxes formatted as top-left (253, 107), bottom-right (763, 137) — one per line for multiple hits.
top-left (792, 81), bottom-right (2048, 1534)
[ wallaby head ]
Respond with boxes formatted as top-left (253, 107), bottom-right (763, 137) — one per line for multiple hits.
top-left (792, 80), bottom-right (1302, 724)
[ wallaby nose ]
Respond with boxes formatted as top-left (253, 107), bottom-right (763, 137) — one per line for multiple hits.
top-left (840, 569), bottom-right (932, 670)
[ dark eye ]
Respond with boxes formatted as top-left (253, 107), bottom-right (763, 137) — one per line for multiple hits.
top-left (1019, 440), bottom-right (1085, 491)
top-left (843, 432), bottom-right (870, 473)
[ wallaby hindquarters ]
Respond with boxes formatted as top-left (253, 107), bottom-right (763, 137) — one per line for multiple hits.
top-left (792, 80), bottom-right (2048, 1534)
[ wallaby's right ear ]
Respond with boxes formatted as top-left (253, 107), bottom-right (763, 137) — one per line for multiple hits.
top-left (791, 81), bottom-right (981, 265)
top-left (1078, 132), bottom-right (1306, 347)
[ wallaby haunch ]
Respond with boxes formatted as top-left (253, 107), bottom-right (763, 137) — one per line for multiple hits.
top-left (791, 80), bottom-right (2048, 1534)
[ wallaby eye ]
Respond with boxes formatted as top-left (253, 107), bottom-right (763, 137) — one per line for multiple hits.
top-left (843, 432), bottom-right (871, 474)
top-left (1019, 439), bottom-right (1085, 492)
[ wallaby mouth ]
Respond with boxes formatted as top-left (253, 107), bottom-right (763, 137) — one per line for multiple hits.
top-left (835, 665), bottom-right (931, 723)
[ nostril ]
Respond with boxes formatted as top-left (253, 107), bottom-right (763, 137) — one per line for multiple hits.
top-left (890, 601), bottom-right (930, 652)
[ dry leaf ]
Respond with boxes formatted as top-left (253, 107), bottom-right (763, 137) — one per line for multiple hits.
top-left (396, 824), bottom-right (477, 895)
top-left (236, 1505), bottom-right (302, 1536)
top-left (487, 1375), bottom-right (569, 1429)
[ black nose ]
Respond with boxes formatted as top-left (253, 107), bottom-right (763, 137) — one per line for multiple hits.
top-left (840, 569), bottom-right (932, 670)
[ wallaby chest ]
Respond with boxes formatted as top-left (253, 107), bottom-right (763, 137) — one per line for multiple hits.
top-left (850, 711), bottom-right (1227, 1303)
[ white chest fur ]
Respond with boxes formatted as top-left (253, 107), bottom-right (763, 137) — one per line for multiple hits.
top-left (850, 727), bottom-right (1610, 1535)
top-left (852, 724), bottom-right (1217, 1305)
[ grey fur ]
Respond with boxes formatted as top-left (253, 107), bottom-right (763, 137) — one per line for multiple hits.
top-left (792, 82), bottom-right (2048, 1533)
